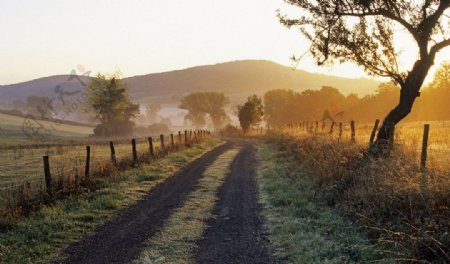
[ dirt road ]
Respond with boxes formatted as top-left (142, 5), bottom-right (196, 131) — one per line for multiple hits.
top-left (59, 140), bottom-right (278, 264)
top-left (194, 142), bottom-right (279, 264)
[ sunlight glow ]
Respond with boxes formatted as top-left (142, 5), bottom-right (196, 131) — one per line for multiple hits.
top-left (0, 0), bottom-right (448, 86)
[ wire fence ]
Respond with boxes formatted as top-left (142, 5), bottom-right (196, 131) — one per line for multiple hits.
top-left (0, 129), bottom-right (211, 215)
top-left (280, 120), bottom-right (450, 171)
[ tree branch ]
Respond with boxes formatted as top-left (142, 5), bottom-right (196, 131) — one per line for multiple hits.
top-left (430, 38), bottom-right (450, 58)
top-left (332, 9), bottom-right (418, 42)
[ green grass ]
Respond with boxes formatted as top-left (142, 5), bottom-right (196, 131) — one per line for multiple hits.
top-left (133, 147), bottom-right (241, 264)
top-left (256, 143), bottom-right (390, 264)
top-left (0, 138), bottom-right (222, 264)
top-left (0, 112), bottom-right (93, 146)
top-left (0, 133), bottom-right (166, 189)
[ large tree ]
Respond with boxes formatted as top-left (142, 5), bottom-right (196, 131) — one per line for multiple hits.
top-left (179, 92), bottom-right (230, 130)
top-left (279, 0), bottom-right (450, 152)
top-left (87, 73), bottom-right (139, 137)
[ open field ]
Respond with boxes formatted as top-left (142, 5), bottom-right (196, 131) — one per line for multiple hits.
top-left (0, 128), bottom-right (210, 215)
top-left (0, 113), bottom-right (93, 147)
top-left (0, 137), bottom-right (165, 187)
top-left (284, 120), bottom-right (450, 171)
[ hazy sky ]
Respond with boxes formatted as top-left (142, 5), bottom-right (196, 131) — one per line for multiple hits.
top-left (0, 0), bottom-right (448, 85)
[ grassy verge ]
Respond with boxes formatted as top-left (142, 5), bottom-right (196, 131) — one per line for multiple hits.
top-left (133, 147), bottom-right (241, 264)
top-left (256, 142), bottom-right (388, 263)
top-left (261, 132), bottom-right (450, 263)
top-left (0, 138), bottom-right (222, 264)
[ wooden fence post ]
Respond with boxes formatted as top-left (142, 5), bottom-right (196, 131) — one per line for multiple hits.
top-left (185, 130), bottom-right (188, 146)
top-left (170, 133), bottom-right (175, 149)
top-left (388, 122), bottom-right (395, 151)
top-left (160, 134), bottom-right (165, 153)
top-left (190, 130), bottom-right (192, 141)
top-left (329, 122), bottom-right (335, 135)
top-left (369, 119), bottom-right (380, 145)
top-left (315, 121), bottom-right (319, 133)
top-left (132, 139), bottom-right (137, 163)
top-left (420, 124), bottom-right (430, 173)
top-left (110, 141), bottom-right (116, 165)
top-left (420, 124), bottom-right (430, 207)
top-left (178, 131), bottom-right (182, 145)
top-left (322, 121), bottom-right (325, 131)
top-left (85, 146), bottom-right (91, 178)
top-left (148, 137), bottom-right (154, 158)
top-left (339, 122), bottom-right (343, 140)
top-left (350, 120), bottom-right (356, 143)
top-left (43, 155), bottom-right (52, 196)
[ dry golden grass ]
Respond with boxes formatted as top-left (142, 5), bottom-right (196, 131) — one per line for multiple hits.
top-left (269, 122), bottom-right (450, 262)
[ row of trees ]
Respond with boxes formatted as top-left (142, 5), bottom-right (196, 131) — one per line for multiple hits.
top-left (264, 62), bottom-right (450, 128)
top-left (179, 92), bottom-right (230, 130)
top-left (178, 92), bottom-right (264, 133)
top-left (84, 61), bottom-right (448, 137)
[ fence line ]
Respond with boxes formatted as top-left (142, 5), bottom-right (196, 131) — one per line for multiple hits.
top-left (282, 120), bottom-right (434, 174)
top-left (0, 129), bottom-right (211, 214)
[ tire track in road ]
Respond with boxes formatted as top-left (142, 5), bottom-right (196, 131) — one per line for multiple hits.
top-left (194, 142), bottom-right (281, 264)
top-left (59, 142), bottom-right (233, 264)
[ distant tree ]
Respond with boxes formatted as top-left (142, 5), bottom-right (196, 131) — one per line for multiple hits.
top-left (264, 89), bottom-right (297, 127)
top-left (87, 73), bottom-right (139, 137)
top-left (416, 62), bottom-right (450, 120)
top-left (279, 1), bottom-right (450, 153)
top-left (238, 95), bottom-right (264, 133)
top-left (264, 87), bottom-right (347, 127)
top-left (179, 92), bottom-right (230, 130)
top-left (429, 61), bottom-right (450, 90)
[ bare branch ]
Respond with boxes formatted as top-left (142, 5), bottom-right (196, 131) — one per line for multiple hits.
top-left (430, 38), bottom-right (450, 58)
top-left (332, 9), bottom-right (418, 42)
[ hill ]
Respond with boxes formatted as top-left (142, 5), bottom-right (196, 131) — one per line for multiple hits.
top-left (0, 60), bottom-right (380, 107)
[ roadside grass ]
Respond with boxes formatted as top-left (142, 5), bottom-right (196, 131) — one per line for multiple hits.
top-left (256, 143), bottom-right (389, 263)
top-left (0, 138), bottom-right (222, 264)
top-left (267, 130), bottom-right (450, 263)
top-left (133, 147), bottom-right (241, 264)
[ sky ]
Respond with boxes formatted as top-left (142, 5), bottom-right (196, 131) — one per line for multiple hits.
top-left (0, 0), bottom-right (449, 85)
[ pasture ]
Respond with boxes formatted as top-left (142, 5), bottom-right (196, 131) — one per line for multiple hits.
top-left (0, 113), bottom-right (93, 147)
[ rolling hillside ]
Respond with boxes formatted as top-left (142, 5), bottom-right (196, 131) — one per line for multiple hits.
top-left (0, 60), bottom-right (380, 107)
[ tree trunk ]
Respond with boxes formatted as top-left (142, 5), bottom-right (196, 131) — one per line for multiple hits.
top-left (369, 58), bottom-right (434, 156)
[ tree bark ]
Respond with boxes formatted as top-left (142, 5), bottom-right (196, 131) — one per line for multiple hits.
top-left (369, 58), bottom-right (434, 156)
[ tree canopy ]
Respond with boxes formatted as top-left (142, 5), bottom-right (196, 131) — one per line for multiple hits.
top-left (279, 0), bottom-right (450, 150)
top-left (262, 62), bottom-right (450, 127)
top-left (238, 95), bottom-right (264, 133)
top-left (87, 73), bottom-right (139, 137)
top-left (179, 92), bottom-right (230, 130)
